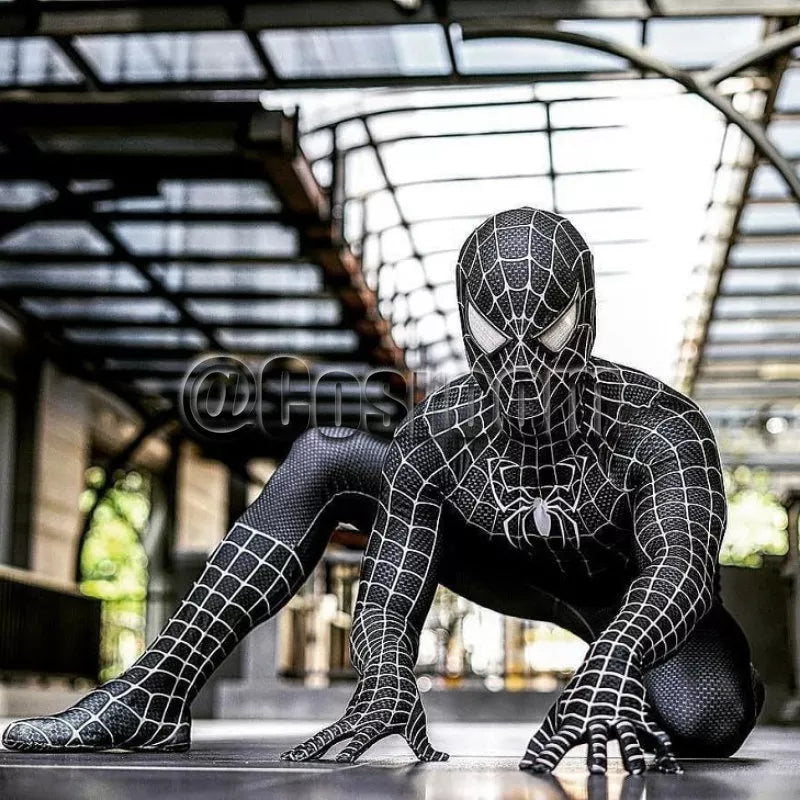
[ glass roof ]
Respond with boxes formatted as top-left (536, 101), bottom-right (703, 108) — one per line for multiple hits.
top-left (0, 37), bottom-right (79, 85)
top-left (0, 102), bottom-right (401, 428)
top-left (0, 2), bottom-right (797, 460)
top-left (76, 32), bottom-right (264, 82)
top-left (260, 25), bottom-right (451, 79)
top-left (111, 222), bottom-right (299, 257)
top-left (272, 80), bottom-right (730, 383)
top-left (455, 36), bottom-right (629, 75)
top-left (0, 10), bottom-right (775, 89)
top-left (676, 41), bottom-right (800, 458)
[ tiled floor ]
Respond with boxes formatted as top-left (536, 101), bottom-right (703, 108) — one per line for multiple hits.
top-left (0, 719), bottom-right (797, 799)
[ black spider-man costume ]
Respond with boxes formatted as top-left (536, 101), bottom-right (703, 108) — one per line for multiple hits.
top-left (3, 208), bottom-right (762, 774)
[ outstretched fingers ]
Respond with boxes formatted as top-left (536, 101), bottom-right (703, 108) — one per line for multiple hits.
top-left (586, 722), bottom-right (609, 774)
top-left (519, 711), bottom-right (556, 770)
top-left (529, 729), bottom-right (580, 773)
top-left (614, 720), bottom-right (646, 775)
top-left (646, 723), bottom-right (683, 774)
top-left (335, 723), bottom-right (391, 763)
top-left (280, 717), bottom-right (355, 762)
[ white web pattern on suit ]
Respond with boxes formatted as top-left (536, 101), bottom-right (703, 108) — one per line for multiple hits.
top-left (4, 208), bottom-right (727, 774)
top-left (3, 525), bottom-right (309, 751)
top-left (284, 208), bottom-right (725, 772)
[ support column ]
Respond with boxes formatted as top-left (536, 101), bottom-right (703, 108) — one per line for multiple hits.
top-left (144, 441), bottom-right (178, 643)
top-left (29, 363), bottom-right (90, 582)
top-left (782, 493), bottom-right (800, 720)
top-left (9, 348), bottom-right (41, 569)
top-left (212, 465), bottom-right (283, 717)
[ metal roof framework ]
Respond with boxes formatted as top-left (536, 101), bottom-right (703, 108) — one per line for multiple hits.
top-left (0, 98), bottom-right (407, 454)
top-left (0, 0), bottom-right (799, 466)
top-left (1, 1), bottom-right (799, 91)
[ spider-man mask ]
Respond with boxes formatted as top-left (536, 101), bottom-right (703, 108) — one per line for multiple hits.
top-left (456, 208), bottom-right (596, 433)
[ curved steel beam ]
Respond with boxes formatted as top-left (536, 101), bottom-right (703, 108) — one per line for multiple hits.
top-left (460, 23), bottom-right (800, 204)
top-left (704, 25), bottom-right (800, 86)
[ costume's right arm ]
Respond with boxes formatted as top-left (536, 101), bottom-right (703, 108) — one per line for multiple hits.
top-left (281, 416), bottom-right (449, 764)
top-left (349, 424), bottom-right (445, 674)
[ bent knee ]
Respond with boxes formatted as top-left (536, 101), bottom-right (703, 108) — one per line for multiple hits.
top-left (285, 427), bottom-right (385, 495)
top-left (290, 426), bottom-right (348, 456)
top-left (287, 427), bottom-right (355, 478)
top-left (663, 695), bottom-right (756, 758)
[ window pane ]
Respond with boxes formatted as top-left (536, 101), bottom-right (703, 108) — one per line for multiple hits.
top-left (550, 98), bottom-right (641, 128)
top-left (556, 19), bottom-right (642, 47)
top-left (722, 268), bottom-right (800, 293)
top-left (76, 32), bottom-right (263, 82)
top-left (186, 299), bottom-right (340, 326)
top-left (98, 180), bottom-right (281, 213)
top-left (457, 37), bottom-right (627, 75)
top-left (0, 264), bottom-right (148, 291)
top-left (345, 148), bottom-right (385, 195)
top-left (261, 25), bottom-right (449, 78)
top-left (0, 37), bottom-right (79, 85)
top-left (749, 165), bottom-right (798, 199)
top-left (708, 319), bottom-right (800, 342)
top-left (217, 328), bottom-right (358, 352)
top-left (22, 297), bottom-right (179, 323)
top-left (729, 242), bottom-right (800, 267)
top-left (396, 177), bottom-right (552, 223)
top-left (556, 172), bottom-right (644, 212)
top-left (382, 133), bottom-right (550, 183)
top-left (568, 209), bottom-right (647, 243)
top-left (151, 262), bottom-right (322, 293)
top-left (776, 68), bottom-right (800, 112)
top-left (0, 223), bottom-right (111, 254)
top-left (364, 190), bottom-right (402, 232)
top-left (410, 218), bottom-right (490, 254)
top-left (112, 222), bottom-right (298, 257)
top-left (552, 127), bottom-right (641, 172)
top-left (768, 121), bottom-right (800, 159)
top-left (0, 181), bottom-right (57, 210)
top-left (646, 17), bottom-right (763, 68)
top-left (739, 203), bottom-right (800, 235)
top-left (65, 328), bottom-right (206, 348)
top-left (716, 296), bottom-right (800, 318)
top-left (370, 103), bottom-right (547, 141)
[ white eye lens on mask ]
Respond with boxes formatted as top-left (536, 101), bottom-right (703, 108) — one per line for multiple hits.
top-left (467, 300), bottom-right (509, 354)
top-left (537, 297), bottom-right (578, 352)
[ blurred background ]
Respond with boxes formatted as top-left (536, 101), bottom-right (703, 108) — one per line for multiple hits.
top-left (0, 0), bottom-right (799, 729)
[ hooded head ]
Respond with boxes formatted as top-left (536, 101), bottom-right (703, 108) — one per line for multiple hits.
top-left (456, 207), bottom-right (596, 435)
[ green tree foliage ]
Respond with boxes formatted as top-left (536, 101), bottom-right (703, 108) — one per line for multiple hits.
top-left (79, 466), bottom-right (150, 680)
top-left (721, 466), bottom-right (788, 568)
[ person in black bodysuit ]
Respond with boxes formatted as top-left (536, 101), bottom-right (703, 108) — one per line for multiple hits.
top-left (3, 208), bottom-right (762, 775)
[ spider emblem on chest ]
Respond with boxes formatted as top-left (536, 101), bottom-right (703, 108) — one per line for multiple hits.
top-left (487, 455), bottom-right (586, 550)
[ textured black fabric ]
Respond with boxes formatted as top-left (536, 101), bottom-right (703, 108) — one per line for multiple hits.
top-left (2, 428), bottom-right (386, 752)
top-left (643, 605), bottom-right (764, 758)
top-left (283, 209), bottom-right (750, 773)
top-left (3, 208), bottom-right (761, 775)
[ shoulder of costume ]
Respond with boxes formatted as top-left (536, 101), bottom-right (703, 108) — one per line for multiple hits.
top-left (395, 373), bottom-right (480, 441)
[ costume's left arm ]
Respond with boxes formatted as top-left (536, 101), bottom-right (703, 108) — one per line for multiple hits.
top-left (594, 405), bottom-right (725, 672)
top-left (522, 405), bottom-right (725, 775)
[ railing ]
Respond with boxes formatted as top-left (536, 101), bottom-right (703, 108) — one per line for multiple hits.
top-left (0, 565), bottom-right (101, 681)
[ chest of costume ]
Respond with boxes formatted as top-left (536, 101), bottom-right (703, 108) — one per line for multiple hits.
top-left (447, 441), bottom-right (627, 554)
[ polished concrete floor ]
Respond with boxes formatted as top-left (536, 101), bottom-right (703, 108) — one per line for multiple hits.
top-left (0, 719), bottom-right (798, 800)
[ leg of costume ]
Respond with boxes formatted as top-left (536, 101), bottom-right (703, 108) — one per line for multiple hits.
top-left (4, 206), bottom-right (760, 775)
top-left (2, 428), bottom-right (388, 752)
top-left (283, 509), bottom-right (760, 764)
top-left (644, 604), bottom-right (764, 758)
top-left (445, 530), bottom-right (763, 759)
